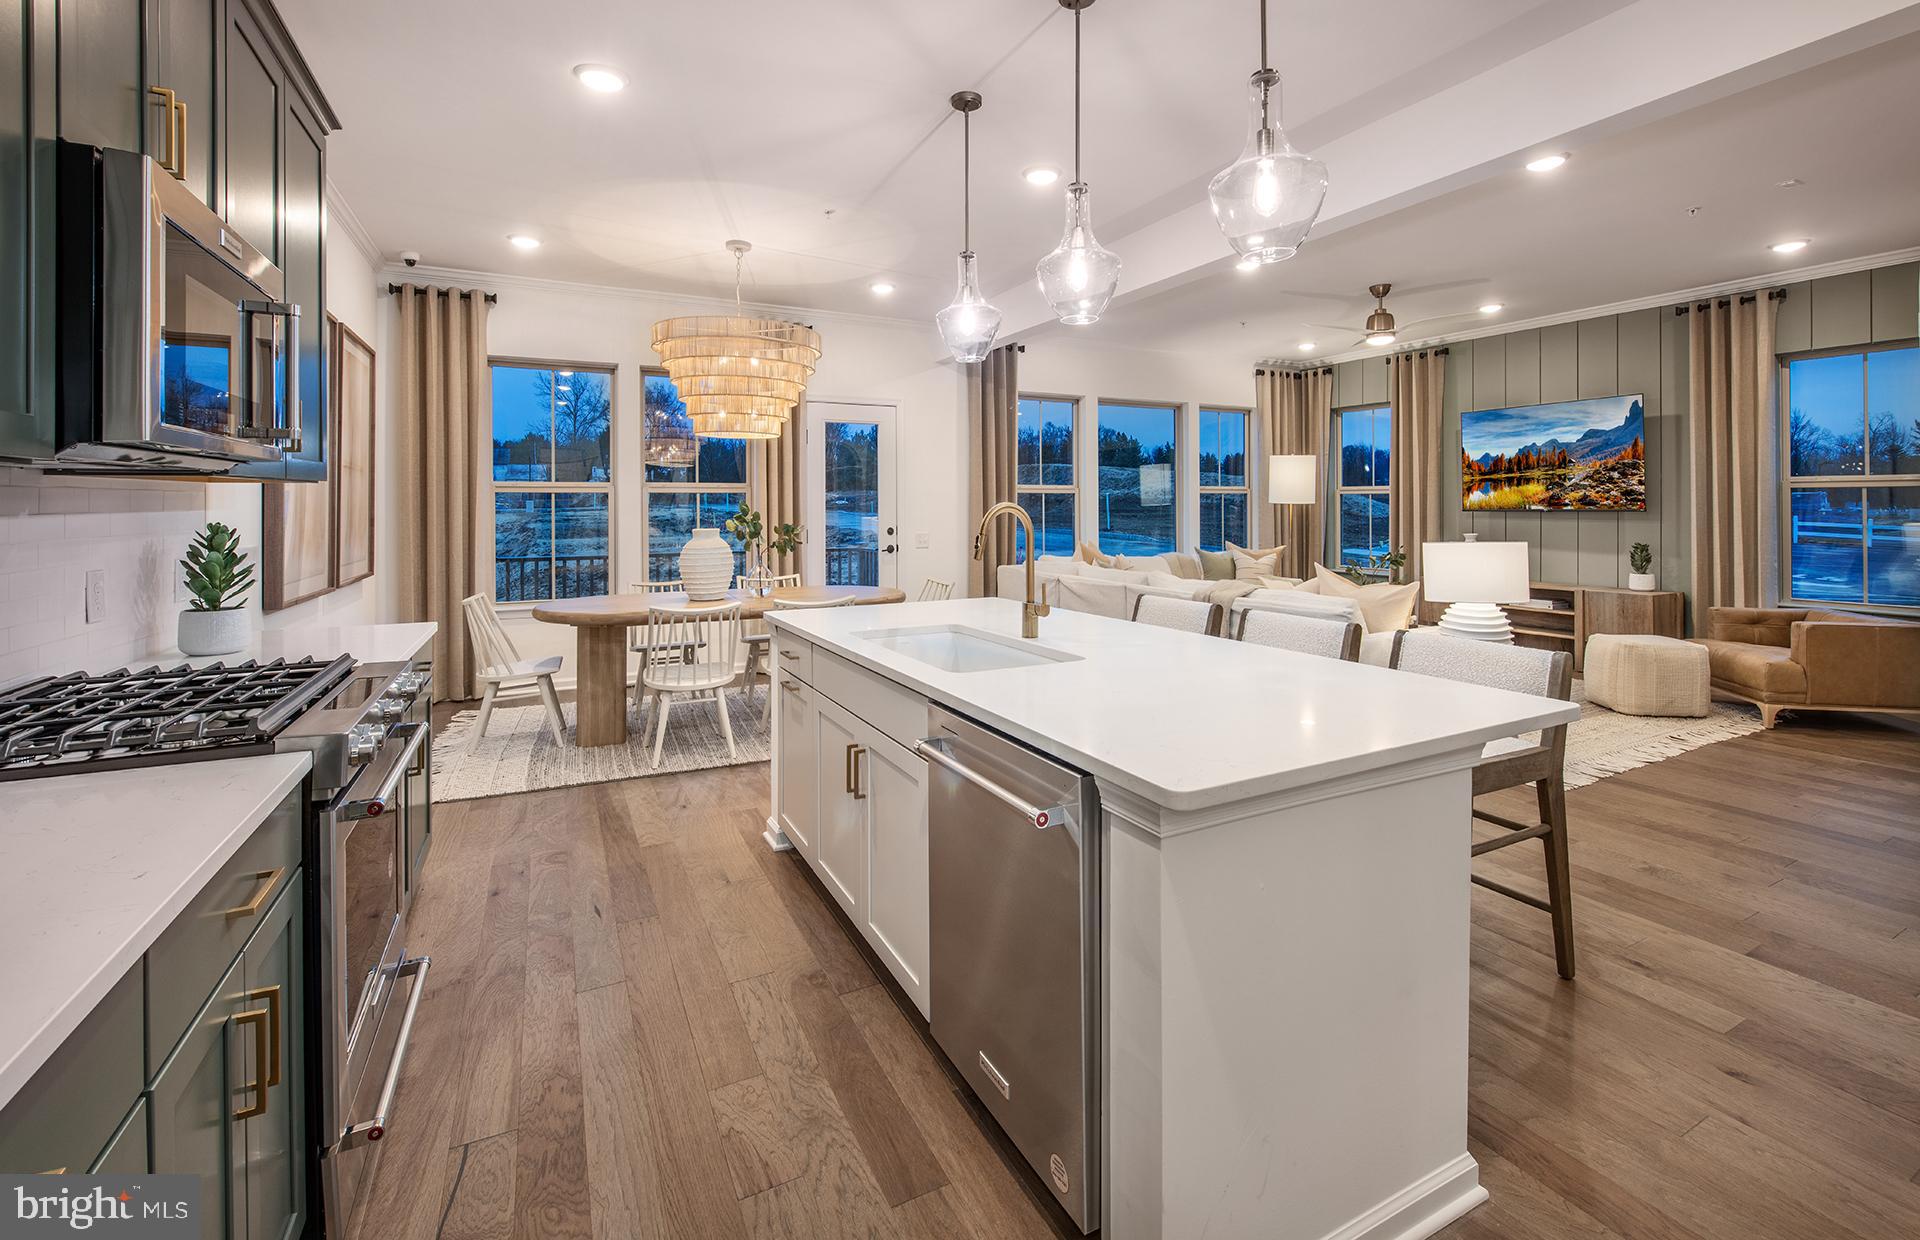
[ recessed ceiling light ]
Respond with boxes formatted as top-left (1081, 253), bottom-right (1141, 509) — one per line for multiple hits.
top-left (1365, 332), bottom-right (1396, 347)
top-left (1479, 303), bottom-right (1504, 315)
top-left (1235, 256), bottom-right (1260, 273)
top-left (869, 280), bottom-right (895, 295)
top-left (1525, 153), bottom-right (1568, 173)
top-left (507, 234), bottom-right (540, 250)
top-left (1775, 178), bottom-right (1803, 189)
top-left (1298, 341), bottom-right (1316, 352)
top-left (1023, 165), bottom-right (1060, 187)
top-left (1770, 238), bottom-right (1809, 254)
top-left (572, 64), bottom-right (628, 93)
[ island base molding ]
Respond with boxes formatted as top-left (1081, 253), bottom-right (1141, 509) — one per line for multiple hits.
top-left (1102, 763), bottom-right (1484, 1239)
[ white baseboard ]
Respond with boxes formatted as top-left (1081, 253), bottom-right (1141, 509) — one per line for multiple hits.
top-left (1320, 1154), bottom-right (1487, 1240)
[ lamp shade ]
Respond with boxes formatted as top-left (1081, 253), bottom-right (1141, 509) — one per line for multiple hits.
top-left (1267, 454), bottom-right (1316, 504)
top-left (1422, 541), bottom-right (1530, 604)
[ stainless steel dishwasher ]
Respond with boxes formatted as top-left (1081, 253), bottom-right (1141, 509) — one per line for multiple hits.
top-left (918, 705), bottom-right (1101, 1234)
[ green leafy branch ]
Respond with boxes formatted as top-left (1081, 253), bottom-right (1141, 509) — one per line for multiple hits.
top-left (181, 522), bottom-right (253, 611)
top-left (725, 503), bottom-right (804, 559)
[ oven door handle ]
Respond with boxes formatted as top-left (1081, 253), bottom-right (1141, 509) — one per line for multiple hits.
top-left (339, 955), bottom-right (429, 1148)
top-left (339, 723), bottom-right (428, 820)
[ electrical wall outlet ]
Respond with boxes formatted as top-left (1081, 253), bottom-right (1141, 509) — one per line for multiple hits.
top-left (85, 569), bottom-right (107, 624)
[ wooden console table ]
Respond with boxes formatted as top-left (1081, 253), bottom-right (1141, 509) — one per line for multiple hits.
top-left (1418, 582), bottom-right (1684, 672)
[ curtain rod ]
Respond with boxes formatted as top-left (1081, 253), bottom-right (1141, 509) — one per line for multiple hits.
top-left (387, 283), bottom-right (499, 304)
top-left (1256, 366), bottom-right (1334, 377)
top-left (1673, 287), bottom-right (1787, 315)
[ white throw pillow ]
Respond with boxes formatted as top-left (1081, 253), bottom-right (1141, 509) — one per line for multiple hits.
top-left (1144, 570), bottom-right (1199, 593)
top-left (1034, 554), bottom-right (1081, 575)
top-left (1080, 563), bottom-right (1150, 584)
top-left (1312, 564), bottom-right (1420, 633)
top-left (1116, 554), bottom-right (1172, 575)
top-left (1243, 588), bottom-right (1366, 631)
top-left (1226, 540), bottom-right (1285, 580)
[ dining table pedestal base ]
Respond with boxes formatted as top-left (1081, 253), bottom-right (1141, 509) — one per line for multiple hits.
top-left (573, 625), bottom-right (630, 747)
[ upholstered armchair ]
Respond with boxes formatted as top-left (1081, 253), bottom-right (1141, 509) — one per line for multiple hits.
top-left (1692, 606), bottom-right (1920, 727)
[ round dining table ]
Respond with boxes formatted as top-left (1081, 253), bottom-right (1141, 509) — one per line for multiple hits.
top-left (531, 584), bottom-right (907, 747)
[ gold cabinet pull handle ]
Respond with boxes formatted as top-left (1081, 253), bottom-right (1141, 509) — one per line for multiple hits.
top-left (226, 868), bottom-right (285, 920)
top-left (146, 86), bottom-right (177, 174)
top-left (172, 97), bottom-right (188, 181)
top-left (232, 1008), bottom-right (271, 1119)
top-left (38, 1168), bottom-right (67, 1175)
top-left (247, 984), bottom-right (283, 1086)
top-left (850, 745), bottom-right (867, 800)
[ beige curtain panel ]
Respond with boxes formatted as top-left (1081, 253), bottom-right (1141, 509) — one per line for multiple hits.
top-left (967, 344), bottom-right (1020, 597)
top-left (1688, 293), bottom-right (1780, 612)
top-left (1258, 367), bottom-right (1331, 579)
top-left (1388, 349), bottom-right (1447, 583)
top-left (393, 284), bottom-right (492, 702)
top-left (750, 407), bottom-right (806, 578)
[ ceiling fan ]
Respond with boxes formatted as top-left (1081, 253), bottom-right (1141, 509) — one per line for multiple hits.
top-left (1302, 277), bottom-right (1494, 351)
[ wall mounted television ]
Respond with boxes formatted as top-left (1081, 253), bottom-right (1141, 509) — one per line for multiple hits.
top-left (1461, 393), bottom-right (1646, 511)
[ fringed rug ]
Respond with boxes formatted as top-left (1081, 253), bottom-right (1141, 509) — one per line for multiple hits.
top-left (1562, 683), bottom-right (1763, 789)
top-left (431, 692), bottom-right (769, 802)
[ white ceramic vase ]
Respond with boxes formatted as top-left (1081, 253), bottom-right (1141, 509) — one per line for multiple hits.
top-left (679, 527), bottom-right (734, 601)
top-left (1627, 572), bottom-right (1656, 592)
top-left (178, 607), bottom-right (250, 656)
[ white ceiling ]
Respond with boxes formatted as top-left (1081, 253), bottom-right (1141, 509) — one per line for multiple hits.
top-left (284, 0), bottom-right (1920, 361)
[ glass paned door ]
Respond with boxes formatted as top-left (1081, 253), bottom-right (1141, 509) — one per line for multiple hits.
top-left (807, 402), bottom-right (898, 588)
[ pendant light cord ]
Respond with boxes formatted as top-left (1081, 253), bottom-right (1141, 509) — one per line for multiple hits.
top-left (1073, 4), bottom-right (1082, 184)
top-left (1259, 0), bottom-right (1269, 72)
top-left (733, 248), bottom-right (743, 313)
top-left (963, 107), bottom-right (971, 252)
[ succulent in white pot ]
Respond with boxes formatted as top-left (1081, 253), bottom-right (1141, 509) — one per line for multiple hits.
top-left (1626, 541), bottom-right (1656, 592)
top-left (177, 522), bottom-right (254, 655)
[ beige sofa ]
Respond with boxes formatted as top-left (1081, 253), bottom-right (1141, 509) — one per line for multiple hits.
top-left (1691, 606), bottom-right (1920, 727)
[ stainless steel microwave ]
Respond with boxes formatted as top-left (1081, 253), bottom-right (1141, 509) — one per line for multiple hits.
top-left (50, 142), bottom-right (303, 476)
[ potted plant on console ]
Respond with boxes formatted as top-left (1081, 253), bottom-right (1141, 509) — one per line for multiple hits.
top-left (1627, 541), bottom-right (1656, 591)
top-left (178, 522), bottom-right (254, 655)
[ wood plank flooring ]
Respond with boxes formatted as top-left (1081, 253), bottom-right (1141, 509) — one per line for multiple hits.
top-left (367, 709), bottom-right (1920, 1239)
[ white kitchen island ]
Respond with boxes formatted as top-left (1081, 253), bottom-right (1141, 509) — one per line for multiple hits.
top-left (765, 596), bottom-right (1578, 1240)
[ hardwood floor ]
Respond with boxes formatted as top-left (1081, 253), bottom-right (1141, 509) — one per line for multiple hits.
top-left (371, 709), bottom-right (1920, 1239)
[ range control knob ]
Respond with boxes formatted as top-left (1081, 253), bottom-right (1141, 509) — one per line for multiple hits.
top-left (368, 697), bottom-right (407, 723)
top-left (345, 724), bottom-right (381, 767)
top-left (390, 671), bottom-right (424, 699)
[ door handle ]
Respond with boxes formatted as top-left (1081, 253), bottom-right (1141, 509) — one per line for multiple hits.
top-left (246, 984), bottom-right (283, 1087)
top-left (232, 1007), bottom-right (271, 1119)
top-left (147, 86), bottom-right (178, 175)
top-left (881, 544), bottom-right (898, 554)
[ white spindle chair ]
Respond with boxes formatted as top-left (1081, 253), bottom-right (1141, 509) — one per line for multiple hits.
top-left (738, 573), bottom-right (801, 713)
top-left (641, 601), bottom-right (744, 768)
top-left (460, 593), bottom-right (567, 748)
top-left (1234, 608), bottom-right (1362, 661)
top-left (630, 578), bottom-right (697, 719)
top-left (918, 578), bottom-right (954, 601)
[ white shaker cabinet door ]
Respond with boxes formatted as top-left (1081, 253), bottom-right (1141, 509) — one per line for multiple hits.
top-left (812, 697), bottom-right (869, 924)
top-left (859, 726), bottom-right (930, 1017)
top-left (776, 676), bottom-right (818, 860)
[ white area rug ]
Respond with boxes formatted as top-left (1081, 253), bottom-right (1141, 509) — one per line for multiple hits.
top-left (431, 691), bottom-right (769, 802)
top-left (1561, 682), bottom-right (1763, 789)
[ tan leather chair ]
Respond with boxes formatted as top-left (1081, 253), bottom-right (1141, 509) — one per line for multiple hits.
top-left (1691, 607), bottom-right (1920, 727)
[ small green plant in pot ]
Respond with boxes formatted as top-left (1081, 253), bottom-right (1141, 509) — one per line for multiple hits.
top-left (724, 502), bottom-right (804, 595)
top-left (1626, 541), bottom-right (1656, 592)
top-left (177, 522), bottom-right (255, 655)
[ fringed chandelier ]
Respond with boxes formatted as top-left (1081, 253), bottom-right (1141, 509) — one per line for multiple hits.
top-left (651, 240), bottom-right (822, 439)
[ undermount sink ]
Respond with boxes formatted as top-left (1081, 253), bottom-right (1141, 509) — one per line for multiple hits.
top-left (853, 624), bottom-right (1082, 674)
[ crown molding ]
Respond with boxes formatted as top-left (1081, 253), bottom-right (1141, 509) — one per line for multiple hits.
top-left (325, 178), bottom-right (384, 272)
top-left (372, 259), bottom-right (932, 333)
top-left (1304, 245), bottom-right (1920, 368)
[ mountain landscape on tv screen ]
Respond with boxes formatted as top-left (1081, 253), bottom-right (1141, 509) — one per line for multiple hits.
top-left (1460, 394), bottom-right (1646, 511)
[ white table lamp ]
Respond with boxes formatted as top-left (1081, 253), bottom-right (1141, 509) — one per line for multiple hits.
top-left (1421, 540), bottom-right (1530, 642)
top-left (1267, 454), bottom-right (1317, 504)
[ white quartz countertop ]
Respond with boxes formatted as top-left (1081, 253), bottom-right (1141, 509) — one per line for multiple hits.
top-left (770, 597), bottom-right (1581, 813)
top-left (139, 620), bottom-right (436, 670)
top-left (0, 753), bottom-right (312, 1109)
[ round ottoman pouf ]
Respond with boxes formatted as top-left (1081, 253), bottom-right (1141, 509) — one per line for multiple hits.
top-left (1583, 633), bottom-right (1710, 717)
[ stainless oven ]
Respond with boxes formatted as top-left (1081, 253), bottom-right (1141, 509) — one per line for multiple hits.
top-left (50, 142), bottom-right (301, 476)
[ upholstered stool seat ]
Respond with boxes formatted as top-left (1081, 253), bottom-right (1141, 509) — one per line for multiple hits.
top-left (1584, 633), bottom-right (1710, 717)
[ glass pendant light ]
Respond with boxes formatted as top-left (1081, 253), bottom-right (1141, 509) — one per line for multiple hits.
top-left (1036, 0), bottom-right (1120, 326)
top-left (935, 91), bottom-right (1003, 363)
top-left (1207, 0), bottom-right (1328, 266)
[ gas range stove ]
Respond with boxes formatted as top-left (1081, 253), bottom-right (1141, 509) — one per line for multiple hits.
top-left (0, 654), bottom-right (429, 795)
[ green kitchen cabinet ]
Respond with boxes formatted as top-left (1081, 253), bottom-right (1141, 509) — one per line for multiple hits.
top-left (148, 873), bottom-right (307, 1240)
top-left (146, 0), bottom-right (222, 205)
top-left (91, 1098), bottom-right (150, 1174)
top-left (57, 0), bottom-right (143, 151)
top-left (0, 0), bottom-right (56, 461)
